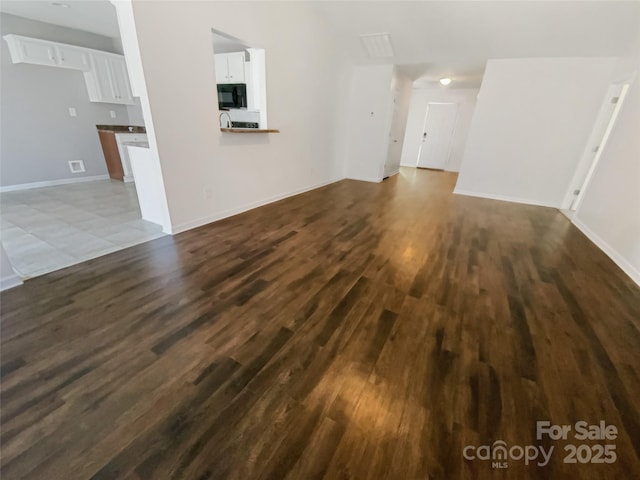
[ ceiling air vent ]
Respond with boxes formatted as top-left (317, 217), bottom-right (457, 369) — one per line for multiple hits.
top-left (360, 33), bottom-right (394, 59)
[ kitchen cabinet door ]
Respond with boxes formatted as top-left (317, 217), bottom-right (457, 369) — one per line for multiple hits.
top-left (109, 56), bottom-right (134, 104)
top-left (5, 35), bottom-right (58, 67)
top-left (115, 133), bottom-right (148, 182)
top-left (84, 53), bottom-right (135, 105)
top-left (226, 52), bottom-right (245, 83)
top-left (54, 45), bottom-right (90, 71)
top-left (214, 54), bottom-right (229, 83)
top-left (86, 54), bottom-right (118, 103)
top-left (214, 52), bottom-right (246, 84)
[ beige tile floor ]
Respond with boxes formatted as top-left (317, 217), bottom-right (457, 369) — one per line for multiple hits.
top-left (0, 180), bottom-right (165, 279)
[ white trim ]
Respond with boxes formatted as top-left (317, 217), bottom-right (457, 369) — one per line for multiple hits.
top-left (345, 175), bottom-right (383, 183)
top-left (384, 169), bottom-right (400, 178)
top-left (572, 218), bottom-right (640, 287)
top-left (0, 174), bottom-right (110, 193)
top-left (566, 83), bottom-right (630, 212)
top-left (453, 189), bottom-right (558, 208)
top-left (169, 177), bottom-right (344, 234)
top-left (559, 208), bottom-right (575, 221)
top-left (1, 272), bottom-right (23, 291)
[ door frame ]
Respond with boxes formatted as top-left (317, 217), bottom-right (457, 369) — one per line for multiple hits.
top-left (562, 83), bottom-right (630, 211)
top-left (415, 102), bottom-right (458, 170)
top-left (383, 87), bottom-right (402, 178)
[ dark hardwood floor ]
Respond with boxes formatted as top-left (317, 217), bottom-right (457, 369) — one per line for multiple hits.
top-left (1, 168), bottom-right (639, 479)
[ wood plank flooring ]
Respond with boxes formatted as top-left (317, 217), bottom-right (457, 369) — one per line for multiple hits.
top-left (1, 168), bottom-right (639, 479)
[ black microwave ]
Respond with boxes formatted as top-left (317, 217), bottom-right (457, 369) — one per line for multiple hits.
top-left (217, 83), bottom-right (247, 109)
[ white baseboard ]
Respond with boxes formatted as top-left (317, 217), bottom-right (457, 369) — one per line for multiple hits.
top-left (453, 188), bottom-right (559, 208)
top-left (170, 176), bottom-right (345, 234)
top-left (384, 169), bottom-right (400, 178)
top-left (345, 175), bottom-right (382, 183)
top-left (572, 218), bottom-right (640, 287)
top-left (1, 272), bottom-right (23, 291)
top-left (0, 174), bottom-right (110, 193)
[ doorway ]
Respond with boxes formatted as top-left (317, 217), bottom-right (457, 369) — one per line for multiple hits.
top-left (416, 102), bottom-right (458, 170)
top-left (0, 4), bottom-right (163, 281)
top-left (384, 88), bottom-right (402, 178)
top-left (563, 83), bottom-right (630, 213)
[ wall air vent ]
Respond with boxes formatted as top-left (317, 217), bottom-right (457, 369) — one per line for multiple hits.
top-left (68, 160), bottom-right (86, 173)
top-left (360, 33), bottom-right (394, 59)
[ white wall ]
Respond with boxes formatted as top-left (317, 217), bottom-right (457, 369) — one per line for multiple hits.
top-left (126, 98), bottom-right (145, 126)
top-left (455, 57), bottom-right (616, 207)
top-left (573, 53), bottom-right (640, 285)
top-left (0, 13), bottom-right (131, 187)
top-left (345, 64), bottom-right (394, 182)
top-left (126, 1), bottom-right (351, 233)
top-left (401, 87), bottom-right (478, 172)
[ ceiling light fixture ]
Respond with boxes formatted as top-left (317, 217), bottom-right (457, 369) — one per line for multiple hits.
top-left (50, 2), bottom-right (70, 8)
top-left (439, 77), bottom-right (452, 86)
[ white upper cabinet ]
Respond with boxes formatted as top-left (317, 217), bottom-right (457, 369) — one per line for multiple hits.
top-left (5, 35), bottom-right (57, 66)
top-left (84, 54), bottom-right (134, 105)
top-left (226, 53), bottom-right (245, 83)
top-left (214, 54), bottom-right (228, 84)
top-left (109, 56), bottom-right (134, 104)
top-left (4, 34), bottom-right (89, 71)
top-left (54, 44), bottom-right (90, 71)
top-left (3, 34), bottom-right (134, 105)
top-left (214, 52), bottom-right (246, 84)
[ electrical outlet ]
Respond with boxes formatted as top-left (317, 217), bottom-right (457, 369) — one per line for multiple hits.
top-left (68, 107), bottom-right (77, 117)
top-left (110, 110), bottom-right (116, 118)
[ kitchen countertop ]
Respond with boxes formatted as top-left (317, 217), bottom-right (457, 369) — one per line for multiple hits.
top-left (220, 128), bottom-right (280, 133)
top-left (96, 125), bottom-right (146, 133)
top-left (121, 141), bottom-right (150, 148)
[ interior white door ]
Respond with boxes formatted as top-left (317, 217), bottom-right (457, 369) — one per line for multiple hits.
top-left (564, 83), bottom-right (629, 211)
top-left (417, 103), bottom-right (458, 170)
top-left (384, 88), bottom-right (403, 178)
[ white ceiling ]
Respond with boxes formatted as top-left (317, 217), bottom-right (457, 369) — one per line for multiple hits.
top-left (312, 1), bottom-right (640, 87)
top-left (1, 1), bottom-right (638, 88)
top-left (0, 0), bottom-right (119, 38)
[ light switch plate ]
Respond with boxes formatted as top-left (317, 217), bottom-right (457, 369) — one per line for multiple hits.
top-left (110, 110), bottom-right (116, 118)
top-left (68, 107), bottom-right (77, 117)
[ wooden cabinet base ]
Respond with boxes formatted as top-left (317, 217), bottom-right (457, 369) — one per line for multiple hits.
top-left (98, 130), bottom-right (124, 181)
